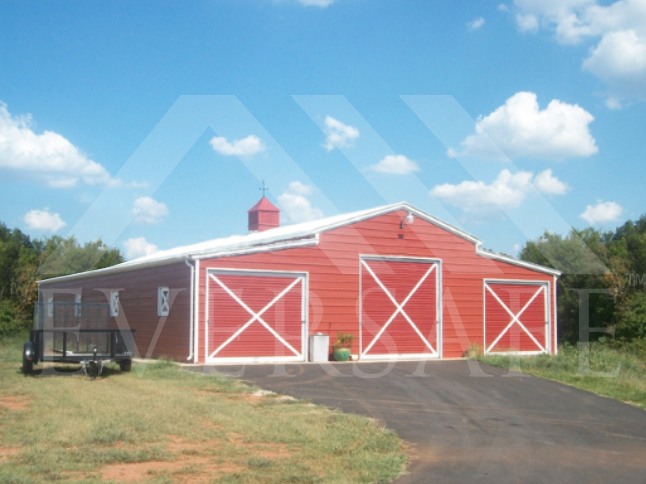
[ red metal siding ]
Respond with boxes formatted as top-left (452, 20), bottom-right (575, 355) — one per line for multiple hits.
top-left (39, 263), bottom-right (192, 360)
top-left (207, 273), bottom-right (303, 359)
top-left (361, 259), bottom-right (437, 357)
top-left (196, 210), bottom-right (556, 362)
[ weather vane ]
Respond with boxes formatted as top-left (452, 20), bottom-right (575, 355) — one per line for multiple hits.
top-left (259, 179), bottom-right (269, 196)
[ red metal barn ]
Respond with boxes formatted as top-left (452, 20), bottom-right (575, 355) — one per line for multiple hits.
top-left (38, 200), bottom-right (560, 364)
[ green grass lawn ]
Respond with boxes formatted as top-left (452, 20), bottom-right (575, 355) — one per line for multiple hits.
top-left (478, 343), bottom-right (646, 410)
top-left (0, 334), bottom-right (406, 484)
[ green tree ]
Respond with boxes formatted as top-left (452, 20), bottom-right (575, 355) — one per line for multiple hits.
top-left (0, 222), bottom-right (125, 335)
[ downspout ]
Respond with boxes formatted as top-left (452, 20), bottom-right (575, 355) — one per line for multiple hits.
top-left (194, 259), bottom-right (200, 364)
top-left (184, 259), bottom-right (195, 361)
top-left (553, 275), bottom-right (558, 355)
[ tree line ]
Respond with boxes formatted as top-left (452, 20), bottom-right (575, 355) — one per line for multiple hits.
top-left (520, 215), bottom-right (646, 344)
top-left (0, 222), bottom-right (123, 335)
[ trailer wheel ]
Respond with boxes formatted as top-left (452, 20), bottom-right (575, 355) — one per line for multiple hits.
top-left (119, 359), bottom-right (132, 372)
top-left (22, 343), bottom-right (34, 375)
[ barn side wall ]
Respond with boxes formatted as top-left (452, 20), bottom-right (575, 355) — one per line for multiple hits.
top-left (197, 210), bottom-right (556, 362)
top-left (38, 262), bottom-right (192, 360)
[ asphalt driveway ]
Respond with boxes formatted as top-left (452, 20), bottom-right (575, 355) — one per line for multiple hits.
top-left (196, 361), bottom-right (646, 484)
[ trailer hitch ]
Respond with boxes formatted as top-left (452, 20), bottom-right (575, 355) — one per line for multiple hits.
top-left (81, 346), bottom-right (104, 379)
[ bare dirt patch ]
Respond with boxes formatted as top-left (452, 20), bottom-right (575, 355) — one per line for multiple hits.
top-left (100, 437), bottom-right (246, 483)
top-left (252, 443), bottom-right (292, 459)
top-left (0, 447), bottom-right (20, 461)
top-left (0, 395), bottom-right (28, 411)
top-left (101, 455), bottom-right (243, 483)
top-left (167, 436), bottom-right (218, 454)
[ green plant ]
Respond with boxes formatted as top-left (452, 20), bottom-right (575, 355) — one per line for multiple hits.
top-left (478, 342), bottom-right (646, 409)
top-left (0, 301), bottom-right (25, 337)
top-left (332, 332), bottom-right (355, 349)
top-left (463, 342), bottom-right (482, 359)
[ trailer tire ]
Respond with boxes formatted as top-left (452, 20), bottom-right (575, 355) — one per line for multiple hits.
top-left (119, 359), bottom-right (132, 372)
top-left (22, 343), bottom-right (34, 375)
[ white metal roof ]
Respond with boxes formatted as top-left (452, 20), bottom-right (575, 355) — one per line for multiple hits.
top-left (39, 201), bottom-right (560, 284)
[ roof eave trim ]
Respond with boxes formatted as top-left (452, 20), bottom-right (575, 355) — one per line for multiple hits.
top-left (192, 234), bottom-right (319, 260)
top-left (37, 257), bottom-right (187, 285)
top-left (476, 246), bottom-right (562, 276)
top-left (38, 235), bottom-right (321, 285)
top-left (294, 202), bottom-right (482, 245)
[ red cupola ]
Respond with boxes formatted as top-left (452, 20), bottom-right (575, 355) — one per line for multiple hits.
top-left (248, 197), bottom-right (280, 232)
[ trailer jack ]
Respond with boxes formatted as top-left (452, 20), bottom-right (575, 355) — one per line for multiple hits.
top-left (81, 347), bottom-right (104, 379)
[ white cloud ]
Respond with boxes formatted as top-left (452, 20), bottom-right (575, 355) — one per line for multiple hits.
top-left (431, 169), bottom-right (533, 214)
top-left (23, 209), bottom-right (66, 233)
top-left (124, 237), bottom-right (159, 260)
top-left (106, 179), bottom-right (150, 189)
top-left (209, 135), bottom-right (266, 157)
top-left (498, 4), bottom-right (510, 12)
top-left (369, 154), bottom-right (420, 175)
top-left (455, 92), bottom-right (597, 160)
top-left (512, 0), bottom-right (646, 102)
top-left (533, 169), bottom-right (570, 195)
top-left (296, 0), bottom-right (336, 5)
top-left (322, 116), bottom-right (359, 151)
top-left (430, 168), bottom-right (569, 215)
top-left (278, 182), bottom-right (323, 223)
top-left (516, 13), bottom-right (539, 31)
top-left (468, 17), bottom-right (486, 30)
top-left (582, 29), bottom-right (646, 83)
top-left (606, 97), bottom-right (623, 110)
top-left (580, 200), bottom-right (623, 224)
top-left (132, 196), bottom-right (169, 225)
top-left (0, 102), bottom-right (112, 188)
top-left (287, 180), bottom-right (313, 196)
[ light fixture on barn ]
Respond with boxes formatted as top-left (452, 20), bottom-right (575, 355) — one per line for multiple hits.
top-left (400, 211), bottom-right (414, 229)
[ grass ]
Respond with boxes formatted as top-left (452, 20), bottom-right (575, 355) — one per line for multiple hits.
top-left (0, 333), bottom-right (406, 484)
top-left (477, 342), bottom-right (646, 410)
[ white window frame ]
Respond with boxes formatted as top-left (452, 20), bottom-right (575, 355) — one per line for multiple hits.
top-left (158, 287), bottom-right (170, 317)
top-left (110, 291), bottom-right (120, 317)
top-left (74, 294), bottom-right (82, 317)
top-left (47, 296), bottom-right (54, 318)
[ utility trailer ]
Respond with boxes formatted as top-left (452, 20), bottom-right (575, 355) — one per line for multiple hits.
top-left (23, 302), bottom-right (135, 376)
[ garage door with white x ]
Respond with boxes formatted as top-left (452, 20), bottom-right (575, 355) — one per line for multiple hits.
top-left (206, 271), bottom-right (306, 362)
top-left (361, 258), bottom-right (439, 359)
top-left (484, 281), bottom-right (549, 354)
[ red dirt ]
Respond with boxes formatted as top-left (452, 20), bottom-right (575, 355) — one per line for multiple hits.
top-left (100, 437), bottom-right (248, 483)
top-left (0, 447), bottom-right (20, 461)
top-left (253, 443), bottom-right (292, 459)
top-left (167, 436), bottom-right (217, 454)
top-left (0, 395), bottom-right (28, 411)
top-left (98, 434), bottom-right (293, 482)
top-left (101, 456), bottom-right (242, 483)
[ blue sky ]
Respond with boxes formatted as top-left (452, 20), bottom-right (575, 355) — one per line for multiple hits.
top-left (1, 0), bottom-right (645, 259)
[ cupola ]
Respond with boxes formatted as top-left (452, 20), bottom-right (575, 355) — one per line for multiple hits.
top-left (248, 196), bottom-right (280, 232)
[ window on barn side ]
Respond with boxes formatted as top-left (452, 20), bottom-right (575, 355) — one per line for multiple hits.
top-left (110, 291), bottom-right (120, 317)
top-left (47, 296), bottom-right (54, 318)
top-left (75, 294), bottom-right (82, 317)
top-left (158, 287), bottom-right (170, 317)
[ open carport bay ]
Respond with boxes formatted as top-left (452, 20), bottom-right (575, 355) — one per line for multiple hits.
top-left (197, 361), bottom-right (646, 484)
